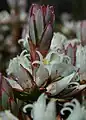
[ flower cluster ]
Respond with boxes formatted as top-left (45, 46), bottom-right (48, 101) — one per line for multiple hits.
top-left (0, 3), bottom-right (86, 120)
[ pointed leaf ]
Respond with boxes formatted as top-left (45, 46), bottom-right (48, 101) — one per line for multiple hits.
top-left (35, 9), bottom-right (44, 42)
top-left (45, 6), bottom-right (54, 24)
top-left (4, 77), bottom-right (23, 91)
top-left (29, 16), bottom-right (36, 45)
top-left (46, 72), bottom-right (75, 96)
top-left (39, 23), bottom-right (53, 55)
top-left (36, 65), bottom-right (49, 86)
top-left (63, 84), bottom-right (86, 97)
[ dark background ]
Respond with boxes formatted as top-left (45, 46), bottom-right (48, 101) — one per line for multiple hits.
top-left (0, 0), bottom-right (86, 20)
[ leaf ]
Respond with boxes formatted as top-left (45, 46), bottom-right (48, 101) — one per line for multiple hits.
top-left (62, 84), bottom-right (86, 98)
top-left (29, 15), bottom-right (36, 45)
top-left (36, 65), bottom-right (49, 87)
top-left (39, 23), bottom-right (53, 55)
top-left (2, 91), bottom-right (9, 109)
top-left (46, 72), bottom-right (75, 96)
top-left (32, 4), bottom-right (40, 16)
top-left (35, 9), bottom-right (44, 42)
top-left (4, 77), bottom-right (23, 91)
top-left (45, 6), bottom-right (53, 24)
top-left (17, 65), bottom-right (33, 91)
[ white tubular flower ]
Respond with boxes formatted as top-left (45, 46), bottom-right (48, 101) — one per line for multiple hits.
top-left (61, 99), bottom-right (86, 120)
top-left (18, 34), bottom-right (30, 51)
top-left (6, 50), bottom-right (33, 90)
top-left (32, 50), bottom-right (73, 86)
top-left (23, 94), bottom-right (56, 120)
top-left (7, 50), bottom-right (32, 75)
top-left (50, 32), bottom-right (67, 52)
top-left (32, 51), bottom-right (64, 75)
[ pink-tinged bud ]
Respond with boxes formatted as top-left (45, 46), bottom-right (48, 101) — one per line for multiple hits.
top-left (28, 4), bottom-right (55, 59)
top-left (39, 23), bottom-right (53, 56)
top-left (64, 42), bottom-right (77, 66)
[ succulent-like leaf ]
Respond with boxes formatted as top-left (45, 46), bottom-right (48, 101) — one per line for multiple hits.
top-left (28, 4), bottom-right (40, 17)
top-left (32, 4), bottom-right (40, 16)
top-left (16, 65), bottom-right (34, 91)
top-left (36, 65), bottom-right (49, 87)
top-left (46, 72), bottom-right (75, 96)
top-left (2, 78), bottom-right (13, 109)
top-left (7, 56), bottom-right (33, 91)
top-left (39, 23), bottom-right (53, 55)
top-left (45, 6), bottom-right (54, 25)
top-left (29, 15), bottom-right (36, 45)
top-left (58, 81), bottom-right (86, 98)
top-left (4, 77), bottom-right (23, 91)
top-left (35, 9), bottom-right (44, 42)
top-left (63, 84), bottom-right (86, 98)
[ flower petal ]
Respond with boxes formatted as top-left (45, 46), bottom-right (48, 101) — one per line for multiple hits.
top-left (33, 94), bottom-right (46, 120)
top-left (45, 100), bottom-right (56, 120)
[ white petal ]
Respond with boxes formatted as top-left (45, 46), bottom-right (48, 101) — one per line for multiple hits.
top-left (33, 94), bottom-right (46, 120)
top-left (45, 101), bottom-right (56, 120)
